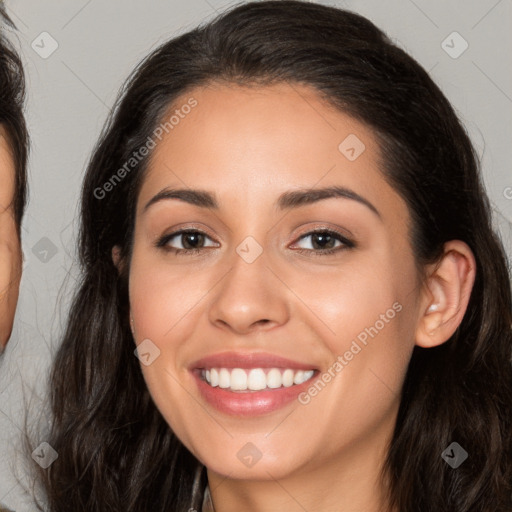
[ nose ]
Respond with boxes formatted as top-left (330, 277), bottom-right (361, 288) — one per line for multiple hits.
top-left (208, 247), bottom-right (290, 335)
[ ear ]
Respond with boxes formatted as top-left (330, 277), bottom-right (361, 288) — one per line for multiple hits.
top-left (111, 245), bottom-right (135, 335)
top-left (111, 245), bottom-right (123, 272)
top-left (415, 240), bottom-right (476, 348)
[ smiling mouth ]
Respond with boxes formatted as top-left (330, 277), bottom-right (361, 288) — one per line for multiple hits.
top-left (197, 367), bottom-right (318, 392)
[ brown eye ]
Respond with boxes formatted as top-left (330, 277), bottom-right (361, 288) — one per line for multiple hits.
top-left (156, 229), bottom-right (217, 254)
top-left (180, 231), bottom-right (206, 250)
top-left (293, 229), bottom-right (355, 256)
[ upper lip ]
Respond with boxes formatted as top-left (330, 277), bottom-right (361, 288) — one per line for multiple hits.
top-left (190, 351), bottom-right (318, 371)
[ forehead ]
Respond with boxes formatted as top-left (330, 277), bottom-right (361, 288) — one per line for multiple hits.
top-left (137, 82), bottom-right (406, 225)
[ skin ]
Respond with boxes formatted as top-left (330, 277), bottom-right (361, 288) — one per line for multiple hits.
top-left (115, 82), bottom-right (475, 512)
top-left (0, 126), bottom-right (22, 350)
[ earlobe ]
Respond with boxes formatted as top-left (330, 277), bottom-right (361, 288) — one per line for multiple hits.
top-left (415, 240), bottom-right (476, 348)
top-left (111, 245), bottom-right (122, 271)
top-left (130, 313), bottom-right (135, 338)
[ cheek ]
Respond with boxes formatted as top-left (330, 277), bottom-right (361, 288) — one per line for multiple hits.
top-left (128, 253), bottom-right (206, 443)
top-left (298, 251), bottom-right (417, 401)
top-left (128, 253), bottom-right (206, 344)
top-left (297, 260), bottom-right (403, 346)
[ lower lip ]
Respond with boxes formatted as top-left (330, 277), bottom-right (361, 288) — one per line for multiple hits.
top-left (191, 370), bottom-right (317, 417)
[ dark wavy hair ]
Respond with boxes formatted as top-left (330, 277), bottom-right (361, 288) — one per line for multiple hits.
top-left (0, 3), bottom-right (28, 232)
top-left (37, 1), bottom-right (512, 511)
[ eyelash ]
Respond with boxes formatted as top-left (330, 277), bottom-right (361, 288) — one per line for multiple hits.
top-left (155, 228), bottom-right (356, 257)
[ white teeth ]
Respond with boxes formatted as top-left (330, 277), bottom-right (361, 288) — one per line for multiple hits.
top-left (247, 368), bottom-right (267, 390)
top-left (201, 367), bottom-right (315, 391)
top-left (218, 368), bottom-right (230, 388)
top-left (230, 368), bottom-right (248, 390)
top-left (293, 370), bottom-right (305, 385)
top-left (302, 370), bottom-right (315, 383)
top-left (293, 370), bottom-right (317, 384)
top-left (266, 368), bottom-right (282, 388)
top-left (282, 369), bottom-right (295, 387)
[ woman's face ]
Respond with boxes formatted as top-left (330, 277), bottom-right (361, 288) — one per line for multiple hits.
top-left (127, 82), bottom-right (425, 480)
top-left (0, 127), bottom-right (21, 349)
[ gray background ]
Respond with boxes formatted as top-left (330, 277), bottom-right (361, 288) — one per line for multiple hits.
top-left (0, 0), bottom-right (511, 509)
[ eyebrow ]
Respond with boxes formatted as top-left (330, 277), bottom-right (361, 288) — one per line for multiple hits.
top-left (143, 185), bottom-right (381, 219)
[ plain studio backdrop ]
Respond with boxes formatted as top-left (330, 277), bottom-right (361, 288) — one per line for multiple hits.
top-left (0, 0), bottom-right (511, 509)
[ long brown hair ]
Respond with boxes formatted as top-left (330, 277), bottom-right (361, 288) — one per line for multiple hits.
top-left (37, 1), bottom-right (512, 510)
